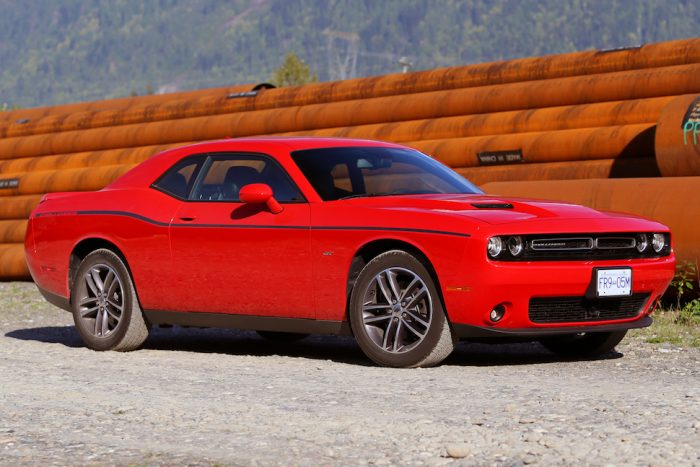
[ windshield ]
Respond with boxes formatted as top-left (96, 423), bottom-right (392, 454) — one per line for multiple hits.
top-left (291, 146), bottom-right (482, 201)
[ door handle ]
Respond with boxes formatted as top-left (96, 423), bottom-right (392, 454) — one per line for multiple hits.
top-left (178, 216), bottom-right (196, 222)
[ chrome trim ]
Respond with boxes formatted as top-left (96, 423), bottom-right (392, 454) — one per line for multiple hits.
top-left (530, 237), bottom-right (594, 251)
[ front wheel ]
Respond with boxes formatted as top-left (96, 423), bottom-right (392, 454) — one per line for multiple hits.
top-left (71, 249), bottom-right (149, 351)
top-left (349, 250), bottom-right (455, 368)
top-left (539, 330), bottom-right (627, 358)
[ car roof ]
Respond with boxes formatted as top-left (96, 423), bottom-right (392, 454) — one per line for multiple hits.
top-left (175, 136), bottom-right (403, 152)
top-left (107, 137), bottom-right (408, 189)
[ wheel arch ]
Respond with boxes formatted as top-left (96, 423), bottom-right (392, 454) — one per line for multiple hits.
top-left (345, 238), bottom-right (447, 318)
top-left (68, 237), bottom-right (132, 301)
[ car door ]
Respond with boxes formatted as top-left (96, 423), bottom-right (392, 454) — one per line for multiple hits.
top-left (166, 152), bottom-right (314, 318)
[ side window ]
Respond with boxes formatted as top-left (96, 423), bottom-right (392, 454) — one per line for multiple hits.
top-left (190, 155), bottom-right (304, 202)
top-left (152, 155), bottom-right (206, 199)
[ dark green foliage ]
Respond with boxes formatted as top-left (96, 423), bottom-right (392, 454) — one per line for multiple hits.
top-left (271, 52), bottom-right (318, 87)
top-left (670, 260), bottom-right (699, 309)
top-left (0, 0), bottom-right (698, 107)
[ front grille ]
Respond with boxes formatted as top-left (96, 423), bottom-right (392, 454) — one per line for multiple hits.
top-left (495, 233), bottom-right (671, 261)
top-left (529, 293), bottom-right (650, 323)
top-left (595, 237), bottom-right (636, 249)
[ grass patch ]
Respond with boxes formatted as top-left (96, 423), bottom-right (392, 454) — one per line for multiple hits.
top-left (633, 309), bottom-right (700, 348)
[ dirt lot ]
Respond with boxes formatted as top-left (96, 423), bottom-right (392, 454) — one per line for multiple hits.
top-left (1, 281), bottom-right (699, 466)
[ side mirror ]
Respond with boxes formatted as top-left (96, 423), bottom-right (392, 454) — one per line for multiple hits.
top-left (239, 183), bottom-right (283, 214)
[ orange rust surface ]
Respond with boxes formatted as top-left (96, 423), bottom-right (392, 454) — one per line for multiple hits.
top-left (0, 195), bottom-right (42, 220)
top-left (280, 97), bottom-right (671, 142)
top-left (406, 124), bottom-right (657, 167)
top-left (0, 83), bottom-right (256, 124)
top-left (253, 38), bottom-right (700, 111)
top-left (0, 97), bottom-right (668, 175)
top-left (481, 177), bottom-right (700, 264)
top-left (0, 220), bottom-right (27, 243)
top-left (0, 124), bottom-right (654, 193)
top-left (457, 158), bottom-right (660, 185)
top-left (0, 243), bottom-right (28, 280)
top-left (2, 63), bottom-right (699, 160)
top-left (0, 164), bottom-right (135, 196)
top-left (655, 94), bottom-right (700, 176)
top-left (0, 143), bottom-right (183, 174)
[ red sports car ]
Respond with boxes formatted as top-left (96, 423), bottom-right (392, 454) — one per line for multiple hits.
top-left (25, 138), bottom-right (675, 367)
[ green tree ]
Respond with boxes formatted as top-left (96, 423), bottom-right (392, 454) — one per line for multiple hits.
top-left (271, 52), bottom-right (318, 87)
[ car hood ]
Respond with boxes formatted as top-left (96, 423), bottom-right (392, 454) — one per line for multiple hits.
top-left (340, 194), bottom-right (643, 226)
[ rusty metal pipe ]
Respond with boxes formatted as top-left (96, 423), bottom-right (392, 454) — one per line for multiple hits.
top-left (481, 177), bottom-right (700, 265)
top-left (0, 195), bottom-right (42, 220)
top-left (0, 143), bottom-right (183, 175)
top-left (0, 243), bottom-right (29, 280)
top-left (0, 123), bottom-right (654, 195)
top-left (253, 38), bottom-right (700, 112)
top-left (0, 220), bottom-right (27, 243)
top-left (0, 84), bottom-right (257, 124)
top-left (3, 39), bottom-right (699, 139)
top-left (7, 38), bottom-right (695, 132)
top-left (0, 164), bottom-right (135, 196)
top-left (280, 98), bottom-right (669, 143)
top-left (655, 94), bottom-right (700, 176)
top-left (405, 124), bottom-right (656, 168)
top-left (455, 158), bottom-right (660, 186)
top-left (0, 97), bottom-right (668, 175)
top-left (2, 63), bottom-right (699, 160)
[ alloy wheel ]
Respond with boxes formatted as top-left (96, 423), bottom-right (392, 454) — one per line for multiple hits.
top-left (76, 264), bottom-right (124, 338)
top-left (361, 267), bottom-right (433, 353)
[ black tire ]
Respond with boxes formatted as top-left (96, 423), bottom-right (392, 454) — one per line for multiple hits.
top-left (349, 250), bottom-right (455, 368)
top-left (539, 330), bottom-right (627, 358)
top-left (71, 249), bottom-right (149, 351)
top-left (257, 331), bottom-right (309, 342)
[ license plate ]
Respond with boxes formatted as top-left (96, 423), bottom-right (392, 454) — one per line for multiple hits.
top-left (596, 268), bottom-right (632, 297)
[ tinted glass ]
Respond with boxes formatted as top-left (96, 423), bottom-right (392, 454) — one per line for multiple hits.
top-left (292, 146), bottom-right (482, 201)
top-left (190, 155), bottom-right (304, 202)
top-left (152, 155), bottom-right (206, 199)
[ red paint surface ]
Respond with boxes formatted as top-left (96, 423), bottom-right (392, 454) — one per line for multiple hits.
top-left (25, 138), bottom-right (675, 331)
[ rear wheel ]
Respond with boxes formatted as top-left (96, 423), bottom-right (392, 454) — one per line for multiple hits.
top-left (349, 250), bottom-right (455, 368)
top-left (539, 330), bottom-right (627, 358)
top-left (71, 249), bottom-right (149, 351)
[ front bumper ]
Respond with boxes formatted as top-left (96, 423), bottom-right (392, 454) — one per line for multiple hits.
top-left (443, 255), bottom-right (674, 333)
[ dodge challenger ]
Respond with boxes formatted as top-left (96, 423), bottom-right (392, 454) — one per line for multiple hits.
top-left (25, 138), bottom-right (675, 367)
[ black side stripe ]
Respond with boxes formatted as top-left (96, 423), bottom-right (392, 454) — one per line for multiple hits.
top-left (38, 210), bottom-right (471, 238)
top-left (77, 210), bottom-right (169, 226)
top-left (313, 225), bottom-right (470, 237)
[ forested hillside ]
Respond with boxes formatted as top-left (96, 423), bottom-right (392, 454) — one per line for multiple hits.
top-left (1, 0), bottom-right (698, 108)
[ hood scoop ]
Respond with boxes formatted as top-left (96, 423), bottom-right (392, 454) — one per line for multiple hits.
top-left (471, 202), bottom-right (514, 209)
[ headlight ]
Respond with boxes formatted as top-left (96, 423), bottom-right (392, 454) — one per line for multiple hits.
top-left (652, 233), bottom-right (666, 253)
top-left (487, 237), bottom-right (503, 258)
top-left (635, 233), bottom-right (648, 253)
top-left (508, 236), bottom-right (524, 256)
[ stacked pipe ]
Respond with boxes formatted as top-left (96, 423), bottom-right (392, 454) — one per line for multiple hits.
top-left (1, 38), bottom-right (700, 279)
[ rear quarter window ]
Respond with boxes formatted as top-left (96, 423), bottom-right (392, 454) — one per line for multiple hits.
top-left (152, 155), bottom-right (207, 199)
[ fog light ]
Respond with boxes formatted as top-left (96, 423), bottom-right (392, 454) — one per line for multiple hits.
top-left (508, 236), bottom-right (524, 256)
top-left (652, 233), bottom-right (666, 253)
top-left (635, 233), bottom-right (648, 253)
top-left (487, 237), bottom-right (503, 258)
top-left (489, 305), bottom-right (506, 322)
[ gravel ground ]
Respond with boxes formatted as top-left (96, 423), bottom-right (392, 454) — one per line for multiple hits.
top-left (1, 281), bottom-right (699, 466)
